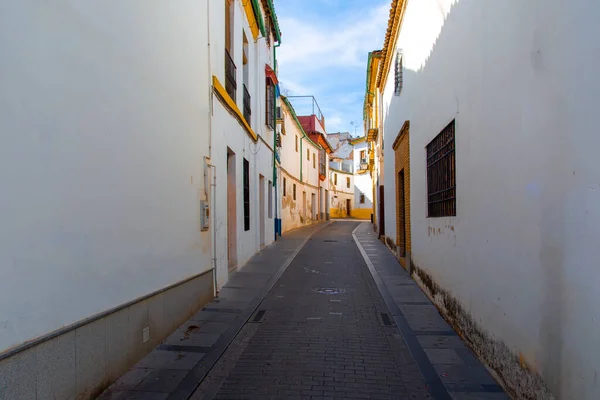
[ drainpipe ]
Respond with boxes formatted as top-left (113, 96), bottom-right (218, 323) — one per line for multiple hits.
top-left (273, 41), bottom-right (282, 239)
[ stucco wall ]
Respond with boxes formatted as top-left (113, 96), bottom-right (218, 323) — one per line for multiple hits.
top-left (381, 0), bottom-right (600, 398)
top-left (0, 0), bottom-right (214, 355)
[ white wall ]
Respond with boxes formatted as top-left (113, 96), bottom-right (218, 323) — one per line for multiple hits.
top-left (381, 0), bottom-right (600, 398)
top-left (0, 0), bottom-right (212, 353)
top-left (352, 141), bottom-right (373, 210)
top-left (278, 100), bottom-right (322, 232)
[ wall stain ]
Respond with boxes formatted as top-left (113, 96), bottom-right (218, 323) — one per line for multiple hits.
top-left (410, 263), bottom-right (555, 400)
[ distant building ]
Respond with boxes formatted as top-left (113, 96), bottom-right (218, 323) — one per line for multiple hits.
top-left (327, 133), bottom-right (373, 219)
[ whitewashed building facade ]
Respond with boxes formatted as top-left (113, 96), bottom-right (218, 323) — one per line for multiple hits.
top-left (0, 1), bottom-right (282, 398)
top-left (376, 0), bottom-right (600, 398)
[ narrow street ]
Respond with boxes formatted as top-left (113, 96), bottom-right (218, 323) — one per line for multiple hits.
top-left (194, 221), bottom-right (430, 399)
top-left (100, 221), bottom-right (506, 399)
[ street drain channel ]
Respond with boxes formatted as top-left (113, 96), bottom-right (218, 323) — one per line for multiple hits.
top-left (250, 309), bottom-right (267, 323)
top-left (323, 240), bottom-right (338, 242)
top-left (380, 313), bottom-right (394, 326)
top-left (313, 287), bottom-right (346, 295)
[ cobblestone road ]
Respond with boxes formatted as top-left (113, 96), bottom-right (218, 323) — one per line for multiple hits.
top-left (193, 222), bottom-right (431, 400)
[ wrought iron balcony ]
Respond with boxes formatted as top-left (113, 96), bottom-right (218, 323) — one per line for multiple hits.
top-left (225, 49), bottom-right (237, 100)
top-left (243, 84), bottom-right (251, 123)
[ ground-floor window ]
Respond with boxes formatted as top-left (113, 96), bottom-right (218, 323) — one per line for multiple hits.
top-left (243, 158), bottom-right (250, 231)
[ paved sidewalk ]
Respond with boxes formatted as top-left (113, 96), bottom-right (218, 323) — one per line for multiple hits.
top-left (98, 222), bottom-right (328, 400)
top-left (353, 222), bottom-right (508, 400)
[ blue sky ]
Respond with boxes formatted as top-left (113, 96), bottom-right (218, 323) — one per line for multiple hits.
top-left (275, 0), bottom-right (389, 136)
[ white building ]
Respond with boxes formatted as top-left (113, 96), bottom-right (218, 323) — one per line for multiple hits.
top-left (0, 1), bottom-right (282, 398)
top-left (327, 133), bottom-right (373, 219)
top-left (277, 96), bottom-right (329, 232)
top-left (376, 0), bottom-right (600, 399)
top-left (351, 138), bottom-right (374, 220)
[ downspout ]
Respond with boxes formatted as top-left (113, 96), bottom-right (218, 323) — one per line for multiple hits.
top-left (273, 41), bottom-right (281, 239)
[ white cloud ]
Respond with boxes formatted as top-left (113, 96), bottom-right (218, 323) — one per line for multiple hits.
top-left (278, 4), bottom-right (389, 73)
top-left (276, 2), bottom-right (389, 135)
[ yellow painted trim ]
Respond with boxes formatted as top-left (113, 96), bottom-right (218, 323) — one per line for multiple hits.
top-left (242, 0), bottom-right (260, 40)
top-left (212, 76), bottom-right (258, 142)
top-left (377, 0), bottom-right (408, 89)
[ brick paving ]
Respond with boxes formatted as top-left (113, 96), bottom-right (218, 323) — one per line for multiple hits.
top-left (193, 222), bottom-right (431, 399)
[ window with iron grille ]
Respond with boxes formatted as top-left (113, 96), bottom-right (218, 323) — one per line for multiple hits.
top-left (360, 193), bottom-right (365, 204)
top-left (426, 120), bottom-right (456, 217)
top-left (394, 49), bottom-right (403, 96)
top-left (283, 177), bottom-right (286, 197)
top-left (346, 177), bottom-right (350, 188)
top-left (313, 153), bottom-right (316, 169)
top-left (293, 183), bottom-right (296, 200)
top-left (243, 158), bottom-right (250, 230)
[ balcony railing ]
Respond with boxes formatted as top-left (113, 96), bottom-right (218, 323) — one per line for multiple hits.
top-left (243, 84), bottom-right (251, 123)
top-left (225, 49), bottom-right (237, 100)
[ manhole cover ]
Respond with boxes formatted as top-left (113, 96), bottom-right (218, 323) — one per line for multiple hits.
top-left (313, 287), bottom-right (346, 295)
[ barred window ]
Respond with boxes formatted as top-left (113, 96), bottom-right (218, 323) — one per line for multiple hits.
top-left (394, 49), bottom-right (403, 96)
top-left (426, 120), bottom-right (456, 217)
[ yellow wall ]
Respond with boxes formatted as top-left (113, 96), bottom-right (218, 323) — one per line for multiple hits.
top-left (351, 208), bottom-right (372, 220)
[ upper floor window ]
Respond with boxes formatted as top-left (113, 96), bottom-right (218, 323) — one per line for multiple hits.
top-left (394, 49), bottom-right (403, 96)
top-left (307, 148), bottom-right (310, 161)
top-left (360, 193), bottom-right (365, 204)
top-left (313, 154), bottom-right (316, 169)
top-left (283, 177), bottom-right (286, 197)
top-left (346, 177), bottom-right (351, 188)
top-left (224, 0), bottom-right (236, 100)
top-left (334, 173), bottom-right (337, 185)
top-left (295, 135), bottom-right (298, 152)
top-left (265, 78), bottom-right (275, 129)
top-left (427, 120), bottom-right (456, 217)
top-left (360, 150), bottom-right (366, 161)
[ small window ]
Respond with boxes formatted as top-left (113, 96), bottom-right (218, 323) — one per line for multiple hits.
top-left (295, 136), bottom-right (298, 152)
top-left (334, 173), bottom-right (337, 185)
top-left (243, 158), bottom-right (250, 231)
top-left (266, 78), bottom-right (275, 129)
top-left (394, 49), bottom-right (403, 96)
top-left (427, 120), bottom-right (456, 217)
top-left (268, 180), bottom-right (273, 218)
top-left (313, 154), bottom-right (316, 169)
top-left (346, 177), bottom-right (350, 188)
top-left (293, 183), bottom-right (297, 200)
top-left (360, 150), bottom-right (366, 160)
top-left (360, 193), bottom-right (365, 204)
top-left (307, 148), bottom-right (310, 161)
top-left (283, 177), bottom-right (286, 197)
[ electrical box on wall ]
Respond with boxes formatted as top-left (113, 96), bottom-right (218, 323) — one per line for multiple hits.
top-left (200, 200), bottom-right (210, 231)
